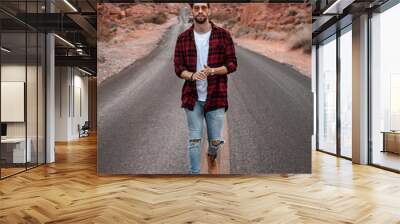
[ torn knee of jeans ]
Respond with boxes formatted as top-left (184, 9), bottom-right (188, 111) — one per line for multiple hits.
top-left (211, 140), bottom-right (221, 147)
top-left (189, 139), bottom-right (201, 145)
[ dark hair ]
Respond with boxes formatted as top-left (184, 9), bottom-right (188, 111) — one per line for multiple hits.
top-left (189, 3), bottom-right (210, 9)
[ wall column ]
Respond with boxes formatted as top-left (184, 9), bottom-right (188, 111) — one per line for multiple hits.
top-left (352, 14), bottom-right (369, 164)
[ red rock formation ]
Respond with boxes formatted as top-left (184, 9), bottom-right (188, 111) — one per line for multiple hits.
top-left (210, 3), bottom-right (311, 53)
top-left (210, 3), bottom-right (312, 76)
top-left (97, 3), bottom-right (180, 42)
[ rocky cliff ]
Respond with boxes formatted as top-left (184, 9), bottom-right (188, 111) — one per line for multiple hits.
top-left (211, 3), bottom-right (311, 54)
top-left (97, 3), bottom-right (180, 42)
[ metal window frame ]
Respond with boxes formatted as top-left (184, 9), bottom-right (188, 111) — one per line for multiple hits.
top-left (0, 0), bottom-right (47, 180)
top-left (367, 0), bottom-right (400, 173)
top-left (315, 0), bottom-right (400, 173)
top-left (315, 20), bottom-right (353, 161)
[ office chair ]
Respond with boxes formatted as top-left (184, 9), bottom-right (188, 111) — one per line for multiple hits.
top-left (79, 121), bottom-right (90, 138)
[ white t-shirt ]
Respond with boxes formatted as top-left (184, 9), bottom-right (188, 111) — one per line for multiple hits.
top-left (194, 30), bottom-right (211, 102)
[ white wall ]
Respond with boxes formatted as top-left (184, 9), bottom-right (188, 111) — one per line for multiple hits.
top-left (70, 71), bottom-right (89, 139)
top-left (1, 63), bottom-right (46, 164)
top-left (55, 66), bottom-right (89, 141)
top-left (1, 65), bottom-right (26, 136)
top-left (1, 65), bottom-right (39, 137)
top-left (55, 66), bottom-right (69, 141)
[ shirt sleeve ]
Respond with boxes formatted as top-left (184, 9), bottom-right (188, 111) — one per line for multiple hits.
top-left (224, 31), bottom-right (237, 74)
top-left (174, 35), bottom-right (188, 78)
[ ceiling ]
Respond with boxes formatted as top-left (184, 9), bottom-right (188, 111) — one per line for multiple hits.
top-left (311, 0), bottom-right (391, 43)
top-left (0, 0), bottom-right (97, 75)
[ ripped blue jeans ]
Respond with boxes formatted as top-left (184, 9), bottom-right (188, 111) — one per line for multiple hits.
top-left (184, 101), bottom-right (225, 174)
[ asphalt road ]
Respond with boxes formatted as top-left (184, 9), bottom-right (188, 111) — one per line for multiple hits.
top-left (97, 13), bottom-right (313, 174)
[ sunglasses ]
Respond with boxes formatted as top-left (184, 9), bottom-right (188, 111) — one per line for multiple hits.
top-left (193, 5), bottom-right (208, 12)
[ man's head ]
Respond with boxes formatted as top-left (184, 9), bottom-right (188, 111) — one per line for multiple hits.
top-left (189, 3), bottom-right (210, 24)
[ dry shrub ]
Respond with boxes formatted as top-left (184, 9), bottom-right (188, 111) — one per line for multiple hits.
top-left (286, 8), bottom-right (298, 17)
top-left (143, 12), bottom-right (168, 24)
top-left (153, 12), bottom-right (168, 24)
top-left (235, 26), bottom-right (252, 37)
top-left (134, 19), bottom-right (144, 25)
top-left (98, 19), bottom-right (117, 42)
top-left (253, 23), bottom-right (265, 32)
top-left (224, 18), bottom-right (237, 30)
top-left (288, 24), bottom-right (311, 54)
top-left (262, 31), bottom-right (286, 41)
top-left (98, 55), bottom-right (106, 64)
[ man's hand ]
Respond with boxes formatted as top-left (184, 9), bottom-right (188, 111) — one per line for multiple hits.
top-left (192, 71), bottom-right (207, 80)
top-left (203, 65), bottom-right (214, 76)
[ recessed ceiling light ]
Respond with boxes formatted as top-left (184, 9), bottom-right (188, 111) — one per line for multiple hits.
top-left (322, 0), bottom-right (355, 15)
top-left (63, 0), bottom-right (78, 12)
top-left (78, 67), bottom-right (93, 76)
top-left (1, 47), bottom-right (11, 53)
top-left (54, 34), bottom-right (75, 48)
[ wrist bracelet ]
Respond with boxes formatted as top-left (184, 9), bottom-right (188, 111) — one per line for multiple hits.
top-left (190, 72), bottom-right (194, 81)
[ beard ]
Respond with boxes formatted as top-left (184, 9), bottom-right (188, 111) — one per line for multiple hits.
top-left (194, 14), bottom-right (207, 24)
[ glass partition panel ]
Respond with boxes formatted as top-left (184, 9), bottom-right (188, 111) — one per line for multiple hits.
top-left (318, 35), bottom-right (337, 154)
top-left (1, 31), bottom-right (27, 177)
top-left (339, 26), bottom-right (352, 158)
top-left (371, 4), bottom-right (400, 171)
top-left (27, 30), bottom-right (38, 169)
top-left (38, 32), bottom-right (45, 165)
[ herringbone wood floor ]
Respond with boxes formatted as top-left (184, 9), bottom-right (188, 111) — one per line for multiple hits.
top-left (1, 133), bottom-right (400, 224)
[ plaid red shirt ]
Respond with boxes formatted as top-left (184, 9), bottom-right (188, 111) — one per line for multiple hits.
top-left (174, 21), bottom-right (237, 112)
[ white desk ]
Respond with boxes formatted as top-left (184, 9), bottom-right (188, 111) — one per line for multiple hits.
top-left (1, 138), bottom-right (31, 163)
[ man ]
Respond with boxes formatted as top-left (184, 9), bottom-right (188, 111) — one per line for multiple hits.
top-left (174, 3), bottom-right (238, 174)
